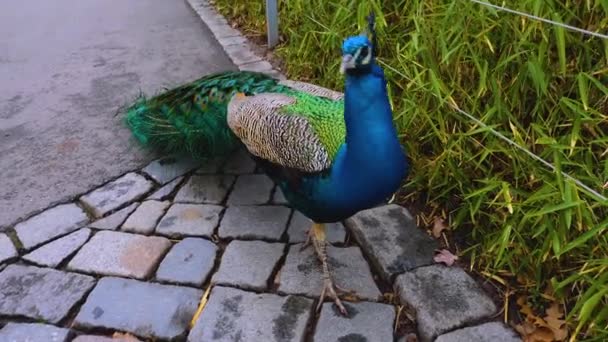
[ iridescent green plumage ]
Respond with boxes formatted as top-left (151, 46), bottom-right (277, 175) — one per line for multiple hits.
top-left (280, 92), bottom-right (345, 160)
top-left (125, 71), bottom-right (292, 158)
top-left (125, 71), bottom-right (346, 169)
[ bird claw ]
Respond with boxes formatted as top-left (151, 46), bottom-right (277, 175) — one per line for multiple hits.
top-left (316, 277), bottom-right (350, 316)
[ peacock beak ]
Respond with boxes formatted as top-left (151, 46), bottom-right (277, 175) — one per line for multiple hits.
top-left (339, 54), bottom-right (354, 74)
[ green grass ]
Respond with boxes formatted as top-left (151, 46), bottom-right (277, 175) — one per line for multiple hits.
top-left (212, 0), bottom-right (608, 339)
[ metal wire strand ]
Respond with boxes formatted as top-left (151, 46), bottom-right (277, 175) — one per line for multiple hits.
top-left (468, 0), bottom-right (608, 40)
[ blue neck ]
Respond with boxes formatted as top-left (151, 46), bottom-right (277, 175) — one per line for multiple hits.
top-left (334, 62), bottom-right (408, 208)
top-left (343, 64), bottom-right (404, 166)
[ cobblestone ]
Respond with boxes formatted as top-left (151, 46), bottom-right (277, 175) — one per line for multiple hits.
top-left (156, 237), bottom-right (218, 286)
top-left (72, 335), bottom-right (143, 342)
top-left (395, 265), bottom-right (498, 342)
top-left (227, 174), bottom-right (274, 205)
top-left (80, 173), bottom-right (153, 218)
top-left (174, 175), bottom-right (235, 204)
top-left (68, 231), bottom-right (170, 279)
top-left (435, 322), bottom-right (522, 342)
top-left (195, 157), bottom-right (224, 174)
top-left (89, 203), bottom-right (138, 230)
top-left (14, 203), bottom-right (88, 249)
top-left (346, 204), bottom-right (438, 282)
top-left (156, 203), bottom-right (223, 237)
top-left (287, 211), bottom-right (346, 244)
top-left (0, 234), bottom-right (17, 264)
top-left (272, 187), bottom-right (288, 205)
top-left (219, 205), bottom-right (290, 241)
top-left (0, 264), bottom-right (95, 323)
top-left (212, 240), bottom-right (284, 291)
top-left (0, 322), bottom-right (70, 342)
top-left (23, 228), bottom-right (91, 267)
top-left (222, 148), bottom-right (256, 174)
top-left (147, 176), bottom-right (183, 201)
top-left (188, 286), bottom-right (312, 342)
top-left (141, 156), bottom-right (200, 184)
top-left (278, 244), bottom-right (381, 301)
top-left (313, 301), bottom-right (396, 342)
top-left (122, 200), bottom-right (170, 234)
top-left (75, 277), bottom-right (202, 340)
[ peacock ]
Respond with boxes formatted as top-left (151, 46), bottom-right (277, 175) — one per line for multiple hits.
top-left (125, 14), bottom-right (409, 315)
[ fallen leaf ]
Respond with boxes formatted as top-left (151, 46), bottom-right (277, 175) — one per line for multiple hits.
top-left (404, 333), bottom-right (418, 342)
top-left (433, 249), bottom-right (458, 266)
top-left (545, 303), bottom-right (568, 340)
top-left (432, 217), bottom-right (448, 238)
top-left (517, 296), bottom-right (535, 318)
top-left (112, 332), bottom-right (140, 341)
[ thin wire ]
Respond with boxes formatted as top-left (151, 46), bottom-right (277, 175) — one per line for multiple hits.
top-left (449, 104), bottom-right (608, 202)
top-left (468, 0), bottom-right (608, 40)
top-left (378, 55), bottom-right (607, 202)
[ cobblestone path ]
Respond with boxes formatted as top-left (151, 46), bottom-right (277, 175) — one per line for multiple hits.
top-left (0, 152), bottom-right (521, 341)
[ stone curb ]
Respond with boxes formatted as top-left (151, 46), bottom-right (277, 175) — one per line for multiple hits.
top-left (186, 0), bottom-right (286, 80)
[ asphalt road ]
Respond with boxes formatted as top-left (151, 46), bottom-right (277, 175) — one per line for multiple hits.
top-left (0, 0), bottom-right (236, 228)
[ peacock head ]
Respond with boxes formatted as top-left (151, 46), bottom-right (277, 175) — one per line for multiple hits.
top-left (340, 12), bottom-right (377, 75)
top-left (340, 35), bottom-right (374, 74)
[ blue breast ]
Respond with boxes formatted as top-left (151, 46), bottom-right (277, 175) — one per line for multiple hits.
top-left (282, 64), bottom-right (409, 223)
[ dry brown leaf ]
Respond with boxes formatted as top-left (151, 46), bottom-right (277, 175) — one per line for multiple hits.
top-left (433, 249), bottom-right (458, 266)
top-left (404, 333), bottom-right (418, 342)
top-left (112, 332), bottom-right (141, 341)
top-left (432, 217), bottom-right (448, 238)
top-left (545, 303), bottom-right (568, 340)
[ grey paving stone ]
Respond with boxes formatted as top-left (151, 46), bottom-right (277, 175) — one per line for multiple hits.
top-left (73, 335), bottom-right (143, 342)
top-left (0, 322), bottom-right (70, 342)
top-left (80, 173), bottom-right (153, 218)
top-left (218, 35), bottom-right (248, 47)
top-left (141, 156), bottom-right (201, 184)
top-left (147, 176), bottom-right (184, 200)
top-left (211, 24), bottom-right (242, 39)
top-left (23, 228), bottom-right (91, 267)
top-left (435, 322), bottom-right (522, 342)
top-left (345, 204), bottom-right (437, 282)
top-left (89, 203), bottom-right (139, 230)
top-left (156, 203), bottom-right (223, 238)
top-left (174, 175), bottom-right (235, 204)
top-left (195, 157), bottom-right (224, 174)
top-left (239, 60), bottom-right (274, 73)
top-left (188, 286), bottom-right (312, 342)
top-left (0, 264), bottom-right (95, 323)
top-left (395, 265), bottom-right (498, 342)
top-left (272, 187), bottom-right (288, 205)
top-left (227, 174), bottom-right (274, 205)
top-left (313, 301), bottom-right (396, 342)
top-left (212, 240), bottom-right (284, 291)
top-left (287, 211), bottom-right (346, 244)
top-left (74, 277), bottom-right (202, 340)
top-left (222, 148), bottom-right (256, 174)
top-left (122, 200), bottom-right (170, 234)
top-left (156, 238), bottom-right (218, 286)
top-left (278, 244), bottom-right (381, 301)
top-left (0, 234), bottom-right (17, 264)
top-left (14, 203), bottom-right (88, 249)
top-left (68, 231), bottom-right (170, 279)
top-left (225, 44), bottom-right (262, 65)
top-left (218, 205), bottom-right (290, 241)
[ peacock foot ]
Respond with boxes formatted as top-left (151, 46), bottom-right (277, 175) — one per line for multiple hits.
top-left (302, 222), bottom-right (357, 316)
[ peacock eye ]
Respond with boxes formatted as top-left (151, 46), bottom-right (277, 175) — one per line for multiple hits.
top-left (360, 46), bottom-right (369, 57)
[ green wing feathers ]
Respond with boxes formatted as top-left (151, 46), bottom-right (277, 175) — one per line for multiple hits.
top-left (227, 89), bottom-right (346, 173)
top-left (280, 92), bottom-right (345, 160)
top-left (124, 71), bottom-right (289, 158)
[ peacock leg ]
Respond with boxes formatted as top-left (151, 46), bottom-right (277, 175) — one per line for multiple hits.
top-left (304, 222), bottom-right (350, 315)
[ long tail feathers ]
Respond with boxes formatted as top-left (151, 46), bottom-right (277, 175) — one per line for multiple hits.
top-left (124, 71), bottom-right (289, 158)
